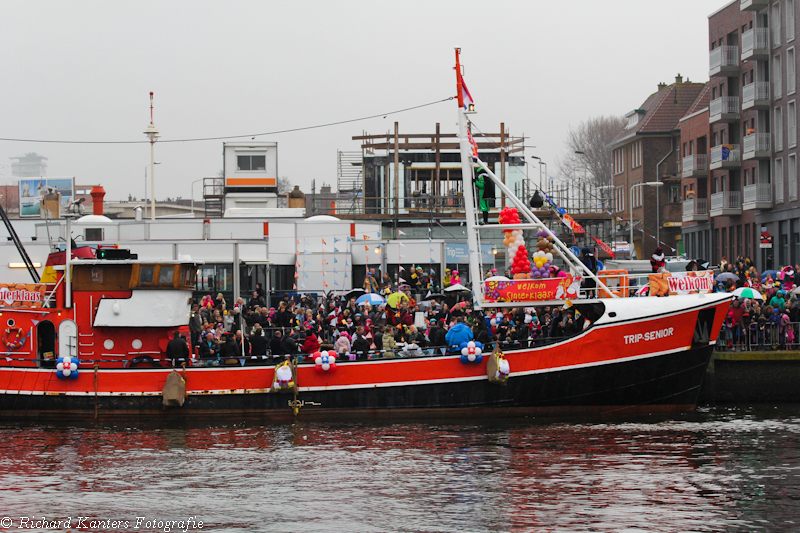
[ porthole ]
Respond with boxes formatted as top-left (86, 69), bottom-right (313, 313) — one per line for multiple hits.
top-left (131, 339), bottom-right (143, 350)
top-left (104, 339), bottom-right (114, 350)
top-left (6, 319), bottom-right (15, 327)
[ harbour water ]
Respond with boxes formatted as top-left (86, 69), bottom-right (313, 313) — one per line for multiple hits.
top-left (1, 406), bottom-right (799, 532)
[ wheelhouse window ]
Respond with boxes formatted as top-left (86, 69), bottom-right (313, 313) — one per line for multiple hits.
top-left (139, 265), bottom-right (155, 284)
top-left (158, 266), bottom-right (175, 285)
top-left (237, 155), bottom-right (266, 171)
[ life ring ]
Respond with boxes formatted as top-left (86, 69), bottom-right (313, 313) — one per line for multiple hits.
top-left (3, 327), bottom-right (26, 350)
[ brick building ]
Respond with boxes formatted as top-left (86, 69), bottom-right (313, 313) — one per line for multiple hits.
top-left (608, 78), bottom-right (706, 259)
top-left (679, 84), bottom-right (713, 260)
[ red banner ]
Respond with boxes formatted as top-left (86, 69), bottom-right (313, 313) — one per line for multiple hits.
top-left (561, 213), bottom-right (585, 234)
top-left (592, 236), bottom-right (615, 258)
top-left (0, 283), bottom-right (46, 308)
top-left (484, 276), bottom-right (582, 302)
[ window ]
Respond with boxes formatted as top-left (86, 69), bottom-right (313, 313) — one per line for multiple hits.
top-left (630, 141), bottom-right (642, 168)
top-left (236, 155), bottom-right (266, 171)
top-left (614, 185), bottom-right (625, 212)
top-left (745, 168), bottom-right (751, 185)
top-left (776, 158), bottom-right (785, 203)
top-left (776, 107), bottom-right (784, 151)
top-left (775, 53), bottom-right (783, 99)
top-left (613, 148), bottom-right (625, 175)
top-left (139, 265), bottom-right (155, 284)
top-left (158, 266), bottom-right (175, 285)
top-left (790, 154), bottom-right (798, 200)
top-left (788, 0), bottom-right (796, 41)
top-left (774, 2), bottom-right (782, 47)
top-left (632, 180), bottom-right (642, 208)
top-left (789, 48), bottom-right (796, 94)
top-left (789, 100), bottom-right (797, 147)
top-left (84, 228), bottom-right (103, 241)
top-left (669, 185), bottom-right (680, 204)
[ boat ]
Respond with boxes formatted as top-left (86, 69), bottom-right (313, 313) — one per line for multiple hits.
top-left (0, 50), bottom-right (732, 419)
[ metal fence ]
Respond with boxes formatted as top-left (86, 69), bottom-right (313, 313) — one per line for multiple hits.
top-left (717, 322), bottom-right (800, 351)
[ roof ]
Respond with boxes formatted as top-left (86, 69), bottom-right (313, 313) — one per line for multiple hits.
top-left (682, 82), bottom-right (711, 118)
top-left (608, 82), bottom-right (708, 147)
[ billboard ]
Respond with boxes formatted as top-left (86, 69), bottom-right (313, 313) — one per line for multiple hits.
top-left (648, 271), bottom-right (714, 296)
top-left (0, 283), bottom-right (46, 308)
top-left (19, 177), bottom-right (75, 217)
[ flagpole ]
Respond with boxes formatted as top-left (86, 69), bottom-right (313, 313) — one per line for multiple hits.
top-left (455, 49), bottom-right (485, 309)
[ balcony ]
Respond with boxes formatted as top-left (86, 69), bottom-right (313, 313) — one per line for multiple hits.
top-left (742, 81), bottom-right (770, 110)
top-left (682, 197), bottom-right (709, 222)
top-left (710, 144), bottom-right (741, 170)
top-left (740, 0), bottom-right (769, 10)
top-left (710, 96), bottom-right (741, 123)
top-left (682, 154), bottom-right (708, 178)
top-left (743, 133), bottom-right (771, 159)
top-left (742, 182), bottom-right (773, 210)
top-left (741, 28), bottom-right (769, 60)
top-left (710, 46), bottom-right (739, 77)
top-left (710, 191), bottom-right (742, 217)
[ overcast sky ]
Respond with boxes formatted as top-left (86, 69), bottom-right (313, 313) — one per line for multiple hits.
top-left (0, 0), bottom-right (728, 202)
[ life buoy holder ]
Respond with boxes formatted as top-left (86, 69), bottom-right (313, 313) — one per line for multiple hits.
top-left (3, 327), bottom-right (26, 350)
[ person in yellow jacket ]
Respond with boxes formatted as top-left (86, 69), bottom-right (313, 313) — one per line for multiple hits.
top-left (382, 325), bottom-right (397, 358)
top-left (443, 268), bottom-right (452, 288)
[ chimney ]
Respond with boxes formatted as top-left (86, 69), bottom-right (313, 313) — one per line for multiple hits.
top-left (657, 82), bottom-right (667, 91)
top-left (675, 73), bottom-right (683, 84)
top-left (90, 186), bottom-right (106, 216)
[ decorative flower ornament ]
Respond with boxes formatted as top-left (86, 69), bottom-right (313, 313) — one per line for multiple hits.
top-left (56, 355), bottom-right (80, 380)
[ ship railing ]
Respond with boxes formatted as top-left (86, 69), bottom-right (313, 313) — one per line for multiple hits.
top-left (718, 322), bottom-right (800, 352)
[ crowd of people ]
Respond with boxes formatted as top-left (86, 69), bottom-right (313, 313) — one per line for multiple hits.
top-left (712, 255), bottom-right (800, 350)
top-left (159, 251), bottom-right (800, 367)
top-left (169, 282), bottom-right (597, 367)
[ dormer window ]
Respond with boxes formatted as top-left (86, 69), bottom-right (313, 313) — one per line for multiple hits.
top-left (625, 109), bottom-right (646, 130)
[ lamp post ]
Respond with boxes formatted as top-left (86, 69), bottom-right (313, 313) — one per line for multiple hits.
top-left (143, 92), bottom-right (160, 221)
top-left (630, 182), bottom-right (663, 259)
top-left (144, 162), bottom-right (161, 218)
top-left (191, 178), bottom-right (203, 217)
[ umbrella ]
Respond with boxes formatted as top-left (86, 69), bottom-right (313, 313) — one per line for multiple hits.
top-left (444, 283), bottom-right (470, 292)
top-left (791, 285), bottom-right (800, 296)
top-left (355, 293), bottom-right (384, 306)
top-left (345, 288), bottom-right (366, 300)
top-left (424, 291), bottom-right (445, 300)
top-left (715, 272), bottom-right (739, 283)
top-left (761, 270), bottom-right (778, 280)
top-left (485, 276), bottom-right (511, 282)
top-left (387, 292), bottom-right (409, 308)
top-left (733, 287), bottom-right (763, 300)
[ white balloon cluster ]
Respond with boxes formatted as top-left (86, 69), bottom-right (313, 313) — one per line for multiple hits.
top-left (56, 355), bottom-right (79, 379)
top-left (314, 350), bottom-right (338, 372)
top-left (507, 230), bottom-right (525, 263)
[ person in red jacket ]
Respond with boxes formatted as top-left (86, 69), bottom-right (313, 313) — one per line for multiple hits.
top-left (301, 330), bottom-right (320, 356)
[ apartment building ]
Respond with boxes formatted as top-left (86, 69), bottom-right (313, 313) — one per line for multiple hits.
top-left (608, 78), bottom-right (706, 259)
top-left (741, 0), bottom-right (800, 268)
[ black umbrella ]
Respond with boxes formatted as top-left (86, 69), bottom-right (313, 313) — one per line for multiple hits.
top-left (345, 288), bottom-right (366, 300)
top-left (424, 292), bottom-right (445, 300)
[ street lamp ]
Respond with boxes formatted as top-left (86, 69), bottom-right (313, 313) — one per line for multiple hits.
top-left (630, 182), bottom-right (663, 259)
top-left (144, 162), bottom-right (161, 218)
top-left (143, 91), bottom-right (160, 221)
top-left (191, 178), bottom-right (203, 217)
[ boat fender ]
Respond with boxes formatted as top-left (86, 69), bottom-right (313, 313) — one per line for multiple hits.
top-left (459, 341), bottom-right (483, 364)
top-left (112, 300), bottom-right (121, 315)
top-left (314, 350), bottom-right (337, 373)
top-left (162, 370), bottom-right (186, 407)
top-left (487, 349), bottom-right (510, 385)
top-left (3, 327), bottom-right (26, 350)
top-left (56, 355), bottom-right (80, 380)
top-left (271, 359), bottom-right (297, 393)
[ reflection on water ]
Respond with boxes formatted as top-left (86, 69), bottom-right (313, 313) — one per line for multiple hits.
top-left (1, 406), bottom-right (799, 532)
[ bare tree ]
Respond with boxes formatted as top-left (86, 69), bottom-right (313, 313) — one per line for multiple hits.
top-left (277, 176), bottom-right (292, 208)
top-left (558, 115), bottom-right (625, 190)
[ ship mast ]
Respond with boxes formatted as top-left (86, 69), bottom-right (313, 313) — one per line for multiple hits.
top-left (454, 48), bottom-right (485, 308)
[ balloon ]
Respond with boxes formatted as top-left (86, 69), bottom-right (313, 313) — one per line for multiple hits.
top-left (314, 356), bottom-right (322, 365)
top-left (322, 363), bottom-right (330, 371)
top-left (328, 350), bottom-right (337, 359)
top-left (490, 318), bottom-right (497, 326)
top-left (62, 368), bottom-right (71, 377)
top-left (546, 253), bottom-right (553, 262)
top-left (543, 272), bottom-right (550, 278)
